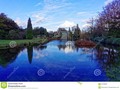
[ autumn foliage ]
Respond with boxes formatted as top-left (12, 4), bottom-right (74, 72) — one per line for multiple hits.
top-left (75, 40), bottom-right (96, 47)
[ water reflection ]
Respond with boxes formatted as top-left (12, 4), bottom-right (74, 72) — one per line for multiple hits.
top-left (95, 45), bottom-right (120, 81)
top-left (58, 45), bottom-right (76, 53)
top-left (0, 47), bottom-right (24, 67)
top-left (27, 46), bottom-right (33, 64)
top-left (0, 40), bottom-right (120, 81)
top-left (81, 48), bottom-right (92, 54)
top-left (95, 46), bottom-right (118, 68)
top-left (0, 45), bottom-right (47, 67)
top-left (27, 45), bottom-right (48, 64)
top-left (34, 45), bottom-right (47, 51)
top-left (58, 41), bottom-right (79, 53)
top-left (33, 50), bottom-right (48, 60)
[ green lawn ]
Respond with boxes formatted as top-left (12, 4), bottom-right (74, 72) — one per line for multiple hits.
top-left (0, 38), bottom-right (48, 49)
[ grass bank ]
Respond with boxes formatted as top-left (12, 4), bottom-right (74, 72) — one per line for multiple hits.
top-left (0, 38), bottom-right (48, 49)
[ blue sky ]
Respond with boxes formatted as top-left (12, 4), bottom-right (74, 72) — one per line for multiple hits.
top-left (0, 0), bottom-right (114, 31)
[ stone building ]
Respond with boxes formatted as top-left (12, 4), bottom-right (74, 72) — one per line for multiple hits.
top-left (57, 28), bottom-right (68, 40)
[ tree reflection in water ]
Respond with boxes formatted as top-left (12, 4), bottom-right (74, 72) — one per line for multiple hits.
top-left (0, 45), bottom-right (47, 66)
top-left (0, 40), bottom-right (120, 81)
top-left (27, 45), bottom-right (47, 64)
top-left (27, 46), bottom-right (33, 64)
top-left (0, 47), bottom-right (24, 67)
top-left (95, 45), bottom-right (120, 81)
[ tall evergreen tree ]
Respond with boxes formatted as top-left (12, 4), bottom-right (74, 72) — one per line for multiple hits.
top-left (73, 24), bottom-right (81, 40)
top-left (26, 18), bottom-right (33, 39)
top-left (76, 24), bottom-right (81, 37)
top-left (68, 27), bottom-right (73, 40)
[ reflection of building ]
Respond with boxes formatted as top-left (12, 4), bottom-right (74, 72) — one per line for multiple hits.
top-left (58, 41), bottom-right (77, 53)
top-left (58, 45), bottom-right (75, 53)
top-left (64, 45), bottom-right (75, 53)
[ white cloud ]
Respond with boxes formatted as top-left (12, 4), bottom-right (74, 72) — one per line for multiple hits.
top-left (81, 19), bottom-right (90, 23)
top-left (31, 0), bottom-right (97, 31)
top-left (77, 11), bottom-right (97, 18)
top-left (105, 0), bottom-right (114, 5)
top-left (82, 23), bottom-right (91, 29)
top-left (59, 21), bottom-right (76, 28)
top-left (15, 17), bottom-right (27, 28)
top-left (35, 0), bottom-right (71, 14)
top-left (32, 14), bottom-right (45, 24)
top-left (31, 0), bottom-right (72, 28)
top-left (43, 0), bottom-right (70, 11)
top-left (35, 2), bottom-right (42, 7)
top-left (47, 28), bottom-right (53, 31)
top-left (77, 12), bottom-right (87, 15)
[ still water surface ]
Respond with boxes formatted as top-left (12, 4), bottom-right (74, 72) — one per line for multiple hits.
top-left (0, 40), bottom-right (120, 81)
